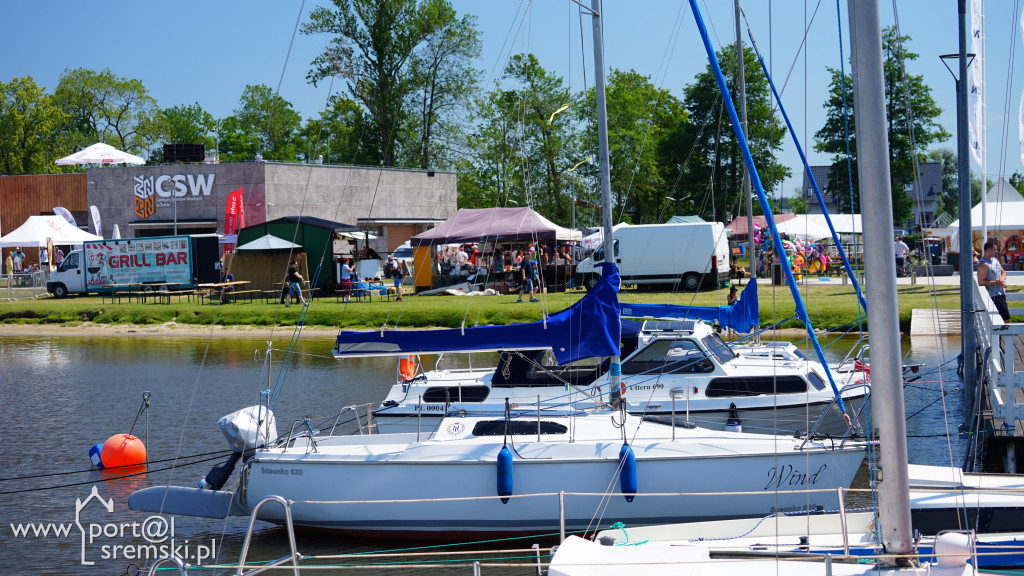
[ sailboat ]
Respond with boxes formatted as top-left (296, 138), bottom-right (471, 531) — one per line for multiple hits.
top-left (546, 0), bottom-right (981, 573)
top-left (128, 0), bottom-right (873, 539)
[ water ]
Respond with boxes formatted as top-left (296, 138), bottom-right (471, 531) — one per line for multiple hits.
top-left (0, 332), bottom-right (966, 574)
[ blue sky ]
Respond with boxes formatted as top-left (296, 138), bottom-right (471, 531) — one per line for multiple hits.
top-left (3, 1), bottom-right (1021, 199)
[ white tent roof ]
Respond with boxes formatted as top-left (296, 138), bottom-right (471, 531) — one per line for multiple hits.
top-left (775, 216), bottom-right (833, 240)
top-left (55, 142), bottom-right (146, 166)
top-left (949, 177), bottom-right (1024, 230)
top-left (236, 234), bottom-right (303, 251)
top-left (797, 213), bottom-right (863, 234)
top-left (0, 216), bottom-right (103, 248)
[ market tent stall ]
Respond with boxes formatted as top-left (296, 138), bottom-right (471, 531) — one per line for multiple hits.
top-left (410, 207), bottom-right (582, 246)
top-left (774, 215), bottom-right (834, 240)
top-left (236, 235), bottom-right (303, 251)
top-left (0, 216), bottom-right (103, 247)
top-left (949, 177), bottom-right (1024, 252)
top-left (236, 216), bottom-right (359, 293)
top-left (228, 234), bottom-right (306, 293)
top-left (724, 213), bottom-right (797, 241)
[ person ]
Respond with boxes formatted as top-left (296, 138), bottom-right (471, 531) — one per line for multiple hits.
top-left (39, 247), bottom-right (48, 270)
top-left (979, 239), bottom-right (1011, 322)
top-left (396, 260), bottom-right (409, 302)
top-left (12, 248), bottom-right (23, 273)
top-left (4, 252), bottom-right (11, 292)
top-left (727, 285), bottom-right (739, 306)
top-left (528, 260), bottom-right (540, 302)
top-left (219, 269), bottom-right (235, 303)
top-left (515, 260), bottom-right (530, 303)
top-left (339, 258), bottom-right (353, 303)
top-left (894, 236), bottom-right (909, 276)
top-left (54, 248), bottom-right (64, 266)
top-left (387, 256), bottom-right (405, 302)
top-left (285, 260), bottom-right (307, 307)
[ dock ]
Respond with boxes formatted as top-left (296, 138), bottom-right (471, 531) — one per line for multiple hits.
top-left (910, 308), bottom-right (961, 335)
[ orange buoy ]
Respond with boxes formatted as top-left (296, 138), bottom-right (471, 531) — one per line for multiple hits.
top-left (100, 434), bottom-right (147, 468)
top-left (399, 355), bottom-right (416, 381)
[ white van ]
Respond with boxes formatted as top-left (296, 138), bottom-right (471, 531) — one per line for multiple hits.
top-left (574, 222), bottom-right (730, 291)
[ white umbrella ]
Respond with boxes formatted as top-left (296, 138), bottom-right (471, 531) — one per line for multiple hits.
top-left (338, 231), bottom-right (379, 240)
top-left (236, 234), bottom-right (303, 251)
top-left (55, 142), bottom-right (146, 166)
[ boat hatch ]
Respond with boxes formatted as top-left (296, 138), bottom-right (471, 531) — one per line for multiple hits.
top-left (471, 420), bottom-right (569, 436)
top-left (807, 371), bottom-right (827, 391)
top-left (701, 333), bottom-right (736, 364)
top-left (640, 319), bottom-right (697, 334)
top-left (705, 376), bottom-right (808, 398)
top-left (422, 386), bottom-right (490, 402)
top-left (622, 339), bottom-right (714, 375)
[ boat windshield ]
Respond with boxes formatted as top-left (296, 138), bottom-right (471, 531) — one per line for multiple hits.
top-left (701, 334), bottom-right (736, 364)
top-left (621, 339), bottom-right (713, 375)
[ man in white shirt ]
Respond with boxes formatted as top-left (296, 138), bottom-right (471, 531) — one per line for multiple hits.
top-left (894, 236), bottom-right (909, 276)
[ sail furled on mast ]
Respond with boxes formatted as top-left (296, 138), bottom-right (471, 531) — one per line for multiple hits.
top-left (620, 277), bottom-right (760, 334)
top-left (333, 263), bottom-right (621, 365)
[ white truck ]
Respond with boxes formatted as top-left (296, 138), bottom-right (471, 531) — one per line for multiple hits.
top-left (46, 234), bottom-right (221, 298)
top-left (574, 222), bottom-right (730, 291)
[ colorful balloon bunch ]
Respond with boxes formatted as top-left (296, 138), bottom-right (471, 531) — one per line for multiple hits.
top-left (753, 224), bottom-right (830, 276)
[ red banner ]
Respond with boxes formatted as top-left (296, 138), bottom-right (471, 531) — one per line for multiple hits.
top-left (223, 187), bottom-right (244, 251)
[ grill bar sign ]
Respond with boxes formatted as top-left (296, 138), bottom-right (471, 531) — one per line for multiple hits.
top-left (84, 237), bottom-right (193, 287)
top-left (134, 173), bottom-right (215, 219)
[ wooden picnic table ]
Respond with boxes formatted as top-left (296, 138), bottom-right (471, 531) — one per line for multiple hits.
top-left (100, 283), bottom-right (141, 304)
top-left (200, 281), bottom-right (253, 304)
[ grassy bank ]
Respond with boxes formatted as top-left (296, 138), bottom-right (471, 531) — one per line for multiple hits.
top-left (0, 282), bottom-right (993, 333)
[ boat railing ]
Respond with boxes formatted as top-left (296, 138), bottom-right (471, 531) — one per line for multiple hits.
top-left (799, 381), bottom-right (872, 450)
top-left (145, 555), bottom-right (190, 576)
top-left (328, 403), bottom-right (376, 436)
top-left (234, 495), bottom-right (302, 575)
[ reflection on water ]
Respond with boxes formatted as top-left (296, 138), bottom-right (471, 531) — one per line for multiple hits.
top-left (0, 333), bottom-right (966, 574)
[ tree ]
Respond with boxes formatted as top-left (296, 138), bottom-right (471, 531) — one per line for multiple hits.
top-left (300, 94), bottom-right (379, 166)
top-left (403, 10), bottom-right (481, 169)
top-left (815, 28), bottom-right (950, 223)
top-left (666, 44), bottom-right (789, 223)
top-left (302, 0), bottom-right (478, 168)
top-left (578, 69), bottom-right (687, 224)
top-left (226, 84), bottom-right (302, 162)
top-left (53, 67), bottom-right (160, 155)
top-left (0, 77), bottom-right (68, 175)
top-left (149, 102), bottom-right (216, 161)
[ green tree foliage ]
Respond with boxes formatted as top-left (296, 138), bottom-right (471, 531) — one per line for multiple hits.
top-left (221, 84), bottom-right (302, 162)
top-left (577, 69), bottom-right (687, 224)
top-left (53, 67), bottom-right (160, 155)
top-left (815, 28), bottom-right (950, 223)
top-left (458, 54), bottom-right (575, 222)
top-left (664, 44), bottom-right (788, 222)
top-left (300, 94), bottom-right (379, 166)
top-left (303, 0), bottom-right (478, 168)
top-left (148, 102), bottom-right (216, 162)
top-left (403, 10), bottom-right (481, 169)
top-left (0, 77), bottom-right (68, 175)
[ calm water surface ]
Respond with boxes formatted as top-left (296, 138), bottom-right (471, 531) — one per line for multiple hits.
top-left (0, 332), bottom-right (966, 574)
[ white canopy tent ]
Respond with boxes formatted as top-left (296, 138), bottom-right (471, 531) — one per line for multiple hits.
top-left (236, 234), bottom-right (303, 251)
top-left (0, 216), bottom-right (103, 248)
top-left (55, 142), bottom-right (146, 166)
top-left (950, 177), bottom-right (1024, 231)
top-left (775, 216), bottom-right (833, 240)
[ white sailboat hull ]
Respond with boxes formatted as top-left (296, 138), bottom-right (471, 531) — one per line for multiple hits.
top-left (239, 416), bottom-right (866, 537)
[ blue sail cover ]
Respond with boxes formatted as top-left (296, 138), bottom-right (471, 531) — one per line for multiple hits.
top-left (619, 278), bottom-right (759, 333)
top-left (333, 263), bottom-right (621, 365)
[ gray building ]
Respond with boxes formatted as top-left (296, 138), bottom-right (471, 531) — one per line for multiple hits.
top-left (87, 162), bottom-right (456, 252)
top-left (801, 161), bottom-right (941, 228)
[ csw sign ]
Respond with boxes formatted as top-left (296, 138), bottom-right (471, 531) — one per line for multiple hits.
top-left (133, 173), bottom-right (216, 219)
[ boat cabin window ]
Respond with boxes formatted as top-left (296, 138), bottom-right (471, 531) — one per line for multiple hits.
top-left (422, 386), bottom-right (490, 403)
top-left (471, 420), bottom-right (568, 436)
top-left (491, 350), bottom-right (604, 388)
top-left (807, 371), bottom-right (827, 391)
top-left (622, 339), bottom-right (713, 375)
top-left (701, 334), bottom-right (736, 364)
top-left (705, 376), bottom-right (808, 397)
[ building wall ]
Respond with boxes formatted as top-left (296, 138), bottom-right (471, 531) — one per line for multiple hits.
top-left (263, 164), bottom-right (457, 226)
top-left (87, 163), bottom-right (267, 239)
top-left (0, 173), bottom-right (87, 236)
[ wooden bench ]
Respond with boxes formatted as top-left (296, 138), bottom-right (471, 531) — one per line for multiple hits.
top-left (214, 289), bottom-right (260, 304)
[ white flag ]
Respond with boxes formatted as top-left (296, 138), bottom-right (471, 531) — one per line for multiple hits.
top-left (89, 205), bottom-right (102, 237)
top-left (968, 0), bottom-right (985, 165)
top-left (53, 206), bottom-right (76, 226)
top-left (112, 224), bottom-right (121, 240)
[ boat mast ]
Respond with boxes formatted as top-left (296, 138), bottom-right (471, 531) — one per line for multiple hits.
top-left (848, 0), bottom-right (914, 564)
top-left (957, 0), bottom-right (979, 406)
top-left (735, 0), bottom-right (756, 283)
top-left (590, 0), bottom-right (622, 406)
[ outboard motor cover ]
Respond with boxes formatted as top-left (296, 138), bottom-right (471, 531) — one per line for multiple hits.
top-left (218, 406), bottom-right (278, 452)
